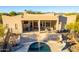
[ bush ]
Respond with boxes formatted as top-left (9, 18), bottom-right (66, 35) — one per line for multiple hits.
top-left (9, 11), bottom-right (17, 16)
top-left (0, 24), bottom-right (5, 46)
top-left (0, 24), bottom-right (5, 37)
top-left (65, 22), bottom-right (79, 32)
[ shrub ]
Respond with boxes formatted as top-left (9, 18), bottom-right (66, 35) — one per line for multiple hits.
top-left (9, 11), bottom-right (17, 16)
top-left (0, 24), bottom-right (5, 37)
top-left (65, 22), bottom-right (79, 33)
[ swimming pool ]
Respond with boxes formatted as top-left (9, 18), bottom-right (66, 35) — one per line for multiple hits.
top-left (28, 42), bottom-right (51, 52)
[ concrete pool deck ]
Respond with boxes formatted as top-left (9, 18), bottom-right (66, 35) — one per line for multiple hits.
top-left (47, 41), bottom-right (69, 52)
top-left (14, 33), bottom-right (69, 52)
top-left (14, 41), bottom-right (69, 52)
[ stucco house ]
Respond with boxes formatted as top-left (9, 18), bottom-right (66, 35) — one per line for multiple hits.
top-left (1, 11), bottom-right (77, 34)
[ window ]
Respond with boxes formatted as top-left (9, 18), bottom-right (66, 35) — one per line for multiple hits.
top-left (46, 21), bottom-right (50, 27)
top-left (24, 21), bottom-right (28, 24)
top-left (6, 24), bottom-right (8, 28)
top-left (15, 24), bottom-right (18, 29)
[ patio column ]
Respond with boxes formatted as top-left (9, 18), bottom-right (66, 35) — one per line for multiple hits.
top-left (56, 19), bottom-right (59, 30)
top-left (38, 20), bottom-right (40, 32)
top-left (32, 20), bottom-right (34, 31)
top-left (50, 21), bottom-right (51, 29)
top-left (28, 21), bottom-right (30, 31)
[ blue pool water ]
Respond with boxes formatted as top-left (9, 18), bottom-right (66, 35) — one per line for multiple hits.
top-left (28, 42), bottom-right (51, 52)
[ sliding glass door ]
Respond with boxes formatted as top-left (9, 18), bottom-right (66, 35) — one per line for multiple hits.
top-left (22, 20), bottom-right (38, 32)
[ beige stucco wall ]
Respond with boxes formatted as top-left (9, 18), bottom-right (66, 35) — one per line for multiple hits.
top-left (65, 15), bottom-right (77, 24)
top-left (2, 15), bottom-right (23, 34)
top-left (22, 13), bottom-right (58, 20)
top-left (58, 15), bottom-right (77, 30)
top-left (2, 13), bottom-right (77, 34)
top-left (2, 13), bottom-right (58, 34)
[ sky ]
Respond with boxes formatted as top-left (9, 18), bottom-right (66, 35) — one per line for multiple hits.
top-left (0, 6), bottom-right (79, 13)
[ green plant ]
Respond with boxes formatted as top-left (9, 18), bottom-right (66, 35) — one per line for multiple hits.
top-left (0, 24), bottom-right (5, 37)
top-left (65, 23), bottom-right (74, 31)
top-left (9, 11), bottom-right (17, 16)
top-left (65, 22), bottom-right (79, 33)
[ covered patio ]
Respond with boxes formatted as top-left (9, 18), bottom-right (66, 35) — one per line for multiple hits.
top-left (22, 20), bottom-right (57, 33)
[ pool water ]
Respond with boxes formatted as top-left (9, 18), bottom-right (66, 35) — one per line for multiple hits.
top-left (28, 42), bottom-right (51, 52)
